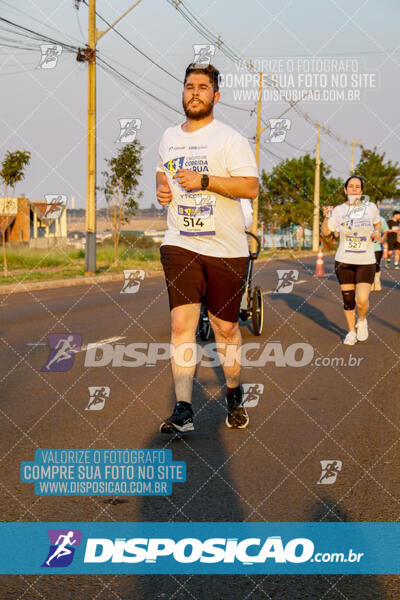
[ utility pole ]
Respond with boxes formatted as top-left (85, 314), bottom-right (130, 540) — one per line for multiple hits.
top-left (85, 0), bottom-right (96, 274)
top-left (252, 83), bottom-right (316, 254)
top-left (312, 124), bottom-right (320, 252)
top-left (80, 0), bottom-right (145, 274)
top-left (350, 139), bottom-right (362, 174)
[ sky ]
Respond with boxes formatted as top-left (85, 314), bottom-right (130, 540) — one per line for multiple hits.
top-left (0, 0), bottom-right (399, 208)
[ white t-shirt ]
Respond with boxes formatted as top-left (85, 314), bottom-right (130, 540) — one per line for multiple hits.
top-left (157, 119), bottom-right (258, 257)
top-left (240, 198), bottom-right (253, 229)
top-left (328, 201), bottom-right (380, 265)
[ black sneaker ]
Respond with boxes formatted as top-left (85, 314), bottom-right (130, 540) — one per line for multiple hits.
top-left (160, 402), bottom-right (194, 433)
top-left (226, 386), bottom-right (249, 429)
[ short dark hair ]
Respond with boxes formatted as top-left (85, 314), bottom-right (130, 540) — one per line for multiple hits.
top-left (393, 210), bottom-right (400, 216)
top-left (184, 63), bottom-right (220, 92)
top-left (344, 175), bottom-right (364, 191)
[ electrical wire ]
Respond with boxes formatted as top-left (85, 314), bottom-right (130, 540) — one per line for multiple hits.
top-left (0, 16), bottom-right (78, 52)
top-left (82, 0), bottom-right (252, 113)
top-left (166, 0), bottom-right (363, 147)
top-left (97, 55), bottom-right (183, 115)
top-left (0, 0), bottom-right (82, 45)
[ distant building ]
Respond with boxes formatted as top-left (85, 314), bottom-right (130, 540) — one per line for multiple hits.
top-left (0, 196), bottom-right (67, 248)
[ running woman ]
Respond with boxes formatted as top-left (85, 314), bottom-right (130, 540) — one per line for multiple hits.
top-left (156, 63), bottom-right (259, 433)
top-left (371, 215), bottom-right (388, 291)
top-left (386, 210), bottom-right (400, 269)
top-left (321, 176), bottom-right (381, 345)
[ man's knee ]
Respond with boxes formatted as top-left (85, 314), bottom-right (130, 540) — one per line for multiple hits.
top-left (212, 320), bottom-right (238, 339)
top-left (171, 308), bottom-right (197, 336)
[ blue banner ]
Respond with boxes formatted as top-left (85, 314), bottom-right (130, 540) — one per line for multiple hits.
top-left (0, 523), bottom-right (398, 574)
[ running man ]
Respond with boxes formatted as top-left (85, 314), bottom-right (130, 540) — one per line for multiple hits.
top-left (321, 176), bottom-right (381, 345)
top-left (156, 63), bottom-right (259, 432)
top-left (45, 335), bottom-right (78, 371)
top-left (45, 531), bottom-right (77, 566)
top-left (386, 210), bottom-right (400, 269)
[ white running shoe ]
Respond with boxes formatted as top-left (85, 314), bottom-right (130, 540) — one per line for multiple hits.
top-left (356, 319), bottom-right (368, 341)
top-left (343, 331), bottom-right (357, 345)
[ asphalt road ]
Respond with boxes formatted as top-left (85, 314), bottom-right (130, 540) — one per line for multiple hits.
top-left (1, 255), bottom-right (399, 599)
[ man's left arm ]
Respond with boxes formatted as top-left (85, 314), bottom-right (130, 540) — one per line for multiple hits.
top-left (172, 170), bottom-right (259, 199)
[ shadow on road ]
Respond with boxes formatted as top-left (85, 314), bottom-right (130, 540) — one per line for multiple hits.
top-left (125, 343), bottom-right (392, 599)
top-left (269, 292), bottom-right (347, 340)
top-left (129, 493), bottom-right (392, 599)
top-left (131, 366), bottom-right (255, 599)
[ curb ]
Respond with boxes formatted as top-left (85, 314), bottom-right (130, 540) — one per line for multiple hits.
top-left (0, 270), bottom-right (164, 296)
top-left (0, 251), bottom-right (323, 296)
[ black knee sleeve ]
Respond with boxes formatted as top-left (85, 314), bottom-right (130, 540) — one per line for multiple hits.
top-left (342, 290), bottom-right (356, 311)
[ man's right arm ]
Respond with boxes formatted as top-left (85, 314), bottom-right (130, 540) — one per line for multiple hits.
top-left (156, 171), bottom-right (172, 206)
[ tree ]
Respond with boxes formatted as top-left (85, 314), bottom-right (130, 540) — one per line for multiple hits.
top-left (354, 147), bottom-right (400, 202)
top-left (0, 150), bottom-right (31, 196)
top-left (99, 141), bottom-right (143, 264)
top-left (259, 154), bottom-right (343, 235)
top-left (0, 150), bottom-right (31, 278)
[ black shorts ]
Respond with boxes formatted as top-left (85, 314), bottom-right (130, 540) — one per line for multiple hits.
top-left (387, 237), bottom-right (400, 251)
top-left (160, 245), bottom-right (249, 323)
top-left (335, 261), bottom-right (376, 285)
top-left (375, 250), bottom-right (383, 272)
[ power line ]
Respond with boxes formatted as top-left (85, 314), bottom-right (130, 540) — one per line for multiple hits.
top-left (166, 0), bottom-right (363, 148)
top-left (0, 16), bottom-right (78, 52)
top-left (82, 0), bottom-right (182, 83)
top-left (0, 0), bottom-right (82, 45)
top-left (259, 143), bottom-right (287, 162)
top-left (283, 139), bottom-right (314, 153)
top-left (81, 0), bottom-right (252, 113)
top-left (97, 56), bottom-right (183, 115)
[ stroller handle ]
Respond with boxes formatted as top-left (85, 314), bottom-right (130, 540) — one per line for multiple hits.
top-left (245, 230), bottom-right (261, 258)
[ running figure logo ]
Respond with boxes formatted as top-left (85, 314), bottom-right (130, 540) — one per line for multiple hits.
top-left (268, 119), bottom-right (291, 143)
top-left (317, 460), bottom-right (342, 485)
top-left (117, 118), bottom-right (142, 143)
top-left (192, 44), bottom-right (215, 67)
top-left (43, 195), bottom-right (66, 220)
top-left (37, 44), bottom-right (62, 69)
top-left (275, 270), bottom-right (299, 293)
top-left (243, 384), bottom-right (264, 408)
top-left (86, 386), bottom-right (110, 411)
top-left (41, 334), bottom-right (82, 372)
top-left (42, 529), bottom-right (82, 567)
top-left (121, 269), bottom-right (145, 294)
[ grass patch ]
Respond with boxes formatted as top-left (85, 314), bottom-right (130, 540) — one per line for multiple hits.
top-left (5, 246), bottom-right (83, 269)
top-left (0, 267), bottom-right (85, 285)
top-left (0, 239), bottom-right (323, 287)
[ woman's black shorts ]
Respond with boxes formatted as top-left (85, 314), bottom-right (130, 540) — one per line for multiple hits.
top-left (335, 261), bottom-right (376, 285)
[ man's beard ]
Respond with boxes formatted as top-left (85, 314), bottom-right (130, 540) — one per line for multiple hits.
top-left (183, 97), bottom-right (214, 120)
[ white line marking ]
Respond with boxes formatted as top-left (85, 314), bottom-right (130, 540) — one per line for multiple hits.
top-left (79, 336), bottom-right (126, 353)
top-left (263, 279), bottom-right (307, 295)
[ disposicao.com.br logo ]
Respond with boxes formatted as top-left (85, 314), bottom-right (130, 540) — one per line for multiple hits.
top-left (83, 536), bottom-right (364, 566)
top-left (0, 522), bottom-right (393, 574)
top-left (84, 341), bottom-right (314, 368)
